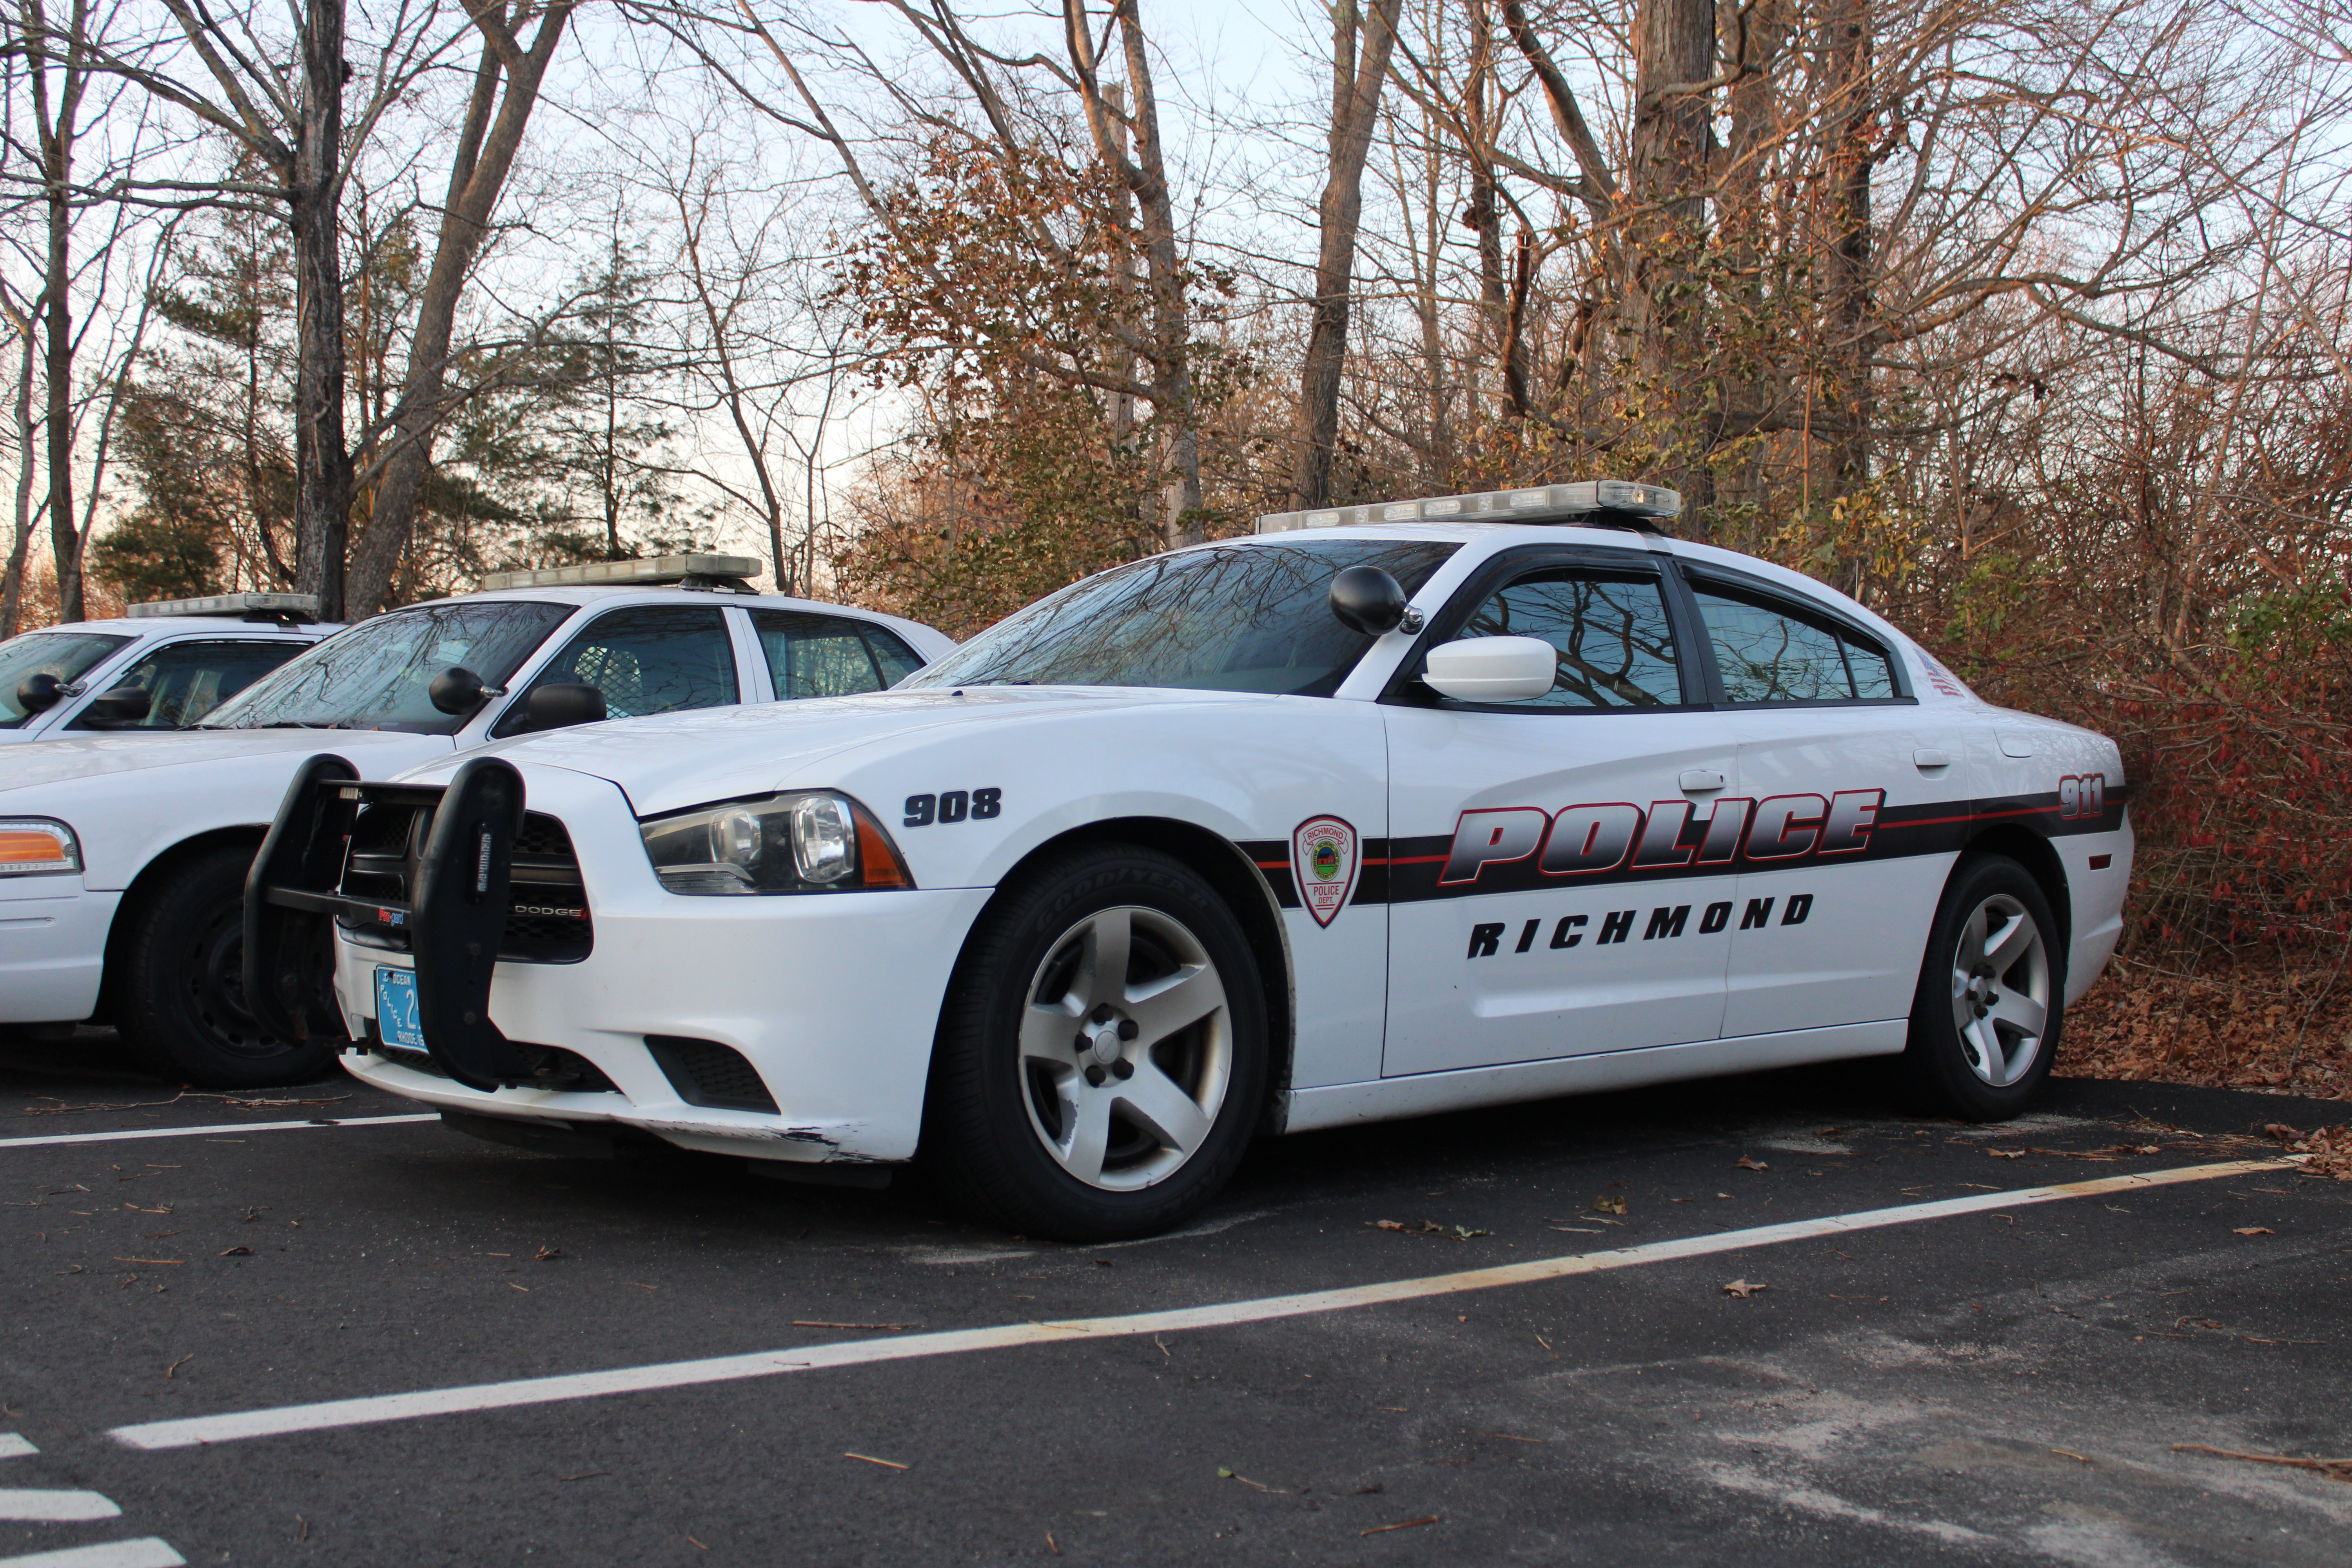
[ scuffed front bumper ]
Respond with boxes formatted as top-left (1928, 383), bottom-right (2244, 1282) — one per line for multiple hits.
top-left (329, 763), bottom-right (991, 1165)
top-left (0, 880), bottom-right (119, 1024)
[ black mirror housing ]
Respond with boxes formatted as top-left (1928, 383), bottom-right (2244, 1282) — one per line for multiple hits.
top-left (15, 672), bottom-right (63, 714)
top-left (525, 683), bottom-right (606, 731)
top-left (84, 685), bottom-right (154, 725)
top-left (428, 666), bottom-right (488, 716)
top-left (1330, 565), bottom-right (1409, 635)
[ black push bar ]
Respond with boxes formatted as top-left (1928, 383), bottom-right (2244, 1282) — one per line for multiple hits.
top-left (245, 754), bottom-right (536, 1092)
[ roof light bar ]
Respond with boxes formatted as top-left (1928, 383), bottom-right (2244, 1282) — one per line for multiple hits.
top-left (125, 592), bottom-right (321, 620)
top-left (477, 554), bottom-right (764, 592)
top-left (1254, 480), bottom-right (1683, 535)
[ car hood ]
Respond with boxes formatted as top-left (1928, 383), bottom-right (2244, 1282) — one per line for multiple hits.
top-left (0, 725), bottom-right (445, 795)
top-left (407, 686), bottom-right (1282, 817)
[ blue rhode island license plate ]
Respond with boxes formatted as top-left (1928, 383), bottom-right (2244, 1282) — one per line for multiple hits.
top-left (373, 965), bottom-right (425, 1051)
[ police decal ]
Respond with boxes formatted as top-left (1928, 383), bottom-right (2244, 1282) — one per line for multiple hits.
top-left (1292, 815), bottom-right (1360, 928)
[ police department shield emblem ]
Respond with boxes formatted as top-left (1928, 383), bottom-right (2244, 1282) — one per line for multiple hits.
top-left (1291, 815), bottom-right (1359, 929)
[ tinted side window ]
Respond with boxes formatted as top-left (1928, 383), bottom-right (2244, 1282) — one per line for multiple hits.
top-left (1693, 585), bottom-right (1895, 703)
top-left (498, 607), bottom-right (738, 735)
top-left (862, 625), bottom-right (926, 686)
top-left (751, 611), bottom-right (890, 699)
top-left (1454, 570), bottom-right (1683, 708)
top-left (70, 639), bottom-right (307, 730)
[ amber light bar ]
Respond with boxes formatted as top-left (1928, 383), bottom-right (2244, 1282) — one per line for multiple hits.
top-left (0, 819), bottom-right (79, 876)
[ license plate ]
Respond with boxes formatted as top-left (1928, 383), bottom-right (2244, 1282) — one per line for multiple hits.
top-left (373, 965), bottom-right (425, 1051)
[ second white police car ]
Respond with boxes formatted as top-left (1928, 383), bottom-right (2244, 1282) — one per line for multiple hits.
top-left (1, 557), bottom-right (947, 1087)
top-left (257, 483), bottom-right (2132, 1241)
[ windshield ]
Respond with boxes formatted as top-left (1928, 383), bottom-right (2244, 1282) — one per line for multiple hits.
top-left (202, 601), bottom-right (572, 733)
top-left (0, 630), bottom-right (132, 726)
top-left (907, 539), bottom-right (1460, 697)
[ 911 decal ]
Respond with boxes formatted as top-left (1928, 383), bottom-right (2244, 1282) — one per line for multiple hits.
top-left (2058, 774), bottom-right (2106, 819)
top-left (903, 787), bottom-right (1002, 827)
top-left (1468, 894), bottom-right (1813, 958)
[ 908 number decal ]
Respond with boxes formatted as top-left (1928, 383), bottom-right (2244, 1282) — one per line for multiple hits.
top-left (904, 788), bottom-right (1001, 827)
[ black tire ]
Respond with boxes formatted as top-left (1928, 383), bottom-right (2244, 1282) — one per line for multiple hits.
top-left (922, 844), bottom-right (1269, 1243)
top-left (116, 846), bottom-right (341, 1089)
top-left (1900, 853), bottom-right (2066, 1120)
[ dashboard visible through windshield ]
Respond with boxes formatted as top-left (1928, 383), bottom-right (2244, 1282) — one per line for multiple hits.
top-left (908, 539), bottom-right (1459, 697)
top-left (202, 601), bottom-right (572, 734)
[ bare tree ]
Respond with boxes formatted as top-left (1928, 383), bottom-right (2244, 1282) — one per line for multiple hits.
top-left (1291, 0), bottom-right (1402, 508)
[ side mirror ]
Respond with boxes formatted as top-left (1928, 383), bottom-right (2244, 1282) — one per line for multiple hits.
top-left (428, 666), bottom-right (490, 715)
top-left (1422, 636), bottom-right (1558, 702)
top-left (83, 685), bottom-right (154, 724)
top-left (524, 682), bottom-right (606, 731)
top-left (15, 673), bottom-right (64, 714)
top-left (1329, 566), bottom-right (1411, 635)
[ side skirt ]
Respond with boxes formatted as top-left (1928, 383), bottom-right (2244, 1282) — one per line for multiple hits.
top-left (1276, 1020), bottom-right (1906, 1134)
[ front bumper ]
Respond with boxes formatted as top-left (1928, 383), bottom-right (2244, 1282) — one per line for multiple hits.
top-left (0, 880), bottom-right (118, 1024)
top-left (307, 760), bottom-right (990, 1165)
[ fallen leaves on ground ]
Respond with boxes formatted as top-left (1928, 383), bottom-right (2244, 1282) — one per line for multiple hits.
top-left (2233, 1226), bottom-right (2276, 1236)
top-left (1735, 1156), bottom-right (1769, 1171)
top-left (1590, 1194), bottom-right (1627, 1215)
top-left (1367, 1220), bottom-right (1490, 1239)
top-left (1722, 1279), bottom-right (1769, 1299)
top-left (2265, 1122), bottom-right (2352, 1179)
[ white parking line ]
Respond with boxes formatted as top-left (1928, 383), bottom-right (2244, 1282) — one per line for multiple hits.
top-left (0, 1543), bottom-right (184, 1568)
top-left (0, 1493), bottom-right (120, 1523)
top-left (0, 1436), bottom-right (32, 1459)
top-left (0, 1114), bottom-right (438, 1152)
top-left (109, 1158), bottom-right (2281, 1452)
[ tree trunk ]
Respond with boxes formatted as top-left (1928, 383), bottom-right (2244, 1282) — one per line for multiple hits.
top-left (289, 0), bottom-right (352, 620)
top-left (1822, 0), bottom-right (1874, 501)
top-left (1626, 0), bottom-right (1717, 503)
top-left (3, 317), bottom-right (36, 637)
top-left (345, 3), bottom-right (575, 617)
top-left (1290, 0), bottom-right (1400, 510)
top-left (42, 129), bottom-right (76, 620)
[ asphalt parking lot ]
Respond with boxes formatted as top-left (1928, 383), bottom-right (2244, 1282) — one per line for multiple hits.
top-left (3, 1033), bottom-right (2347, 1567)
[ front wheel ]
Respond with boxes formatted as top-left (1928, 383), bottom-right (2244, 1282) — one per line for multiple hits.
top-left (1900, 853), bottom-right (2065, 1119)
top-left (115, 846), bottom-right (341, 1090)
top-left (923, 845), bottom-right (1268, 1242)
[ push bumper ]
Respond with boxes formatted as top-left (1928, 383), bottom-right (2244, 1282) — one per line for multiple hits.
top-left (258, 754), bottom-right (989, 1165)
top-left (0, 880), bottom-right (118, 1024)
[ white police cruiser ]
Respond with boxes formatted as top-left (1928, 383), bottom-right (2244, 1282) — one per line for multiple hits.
top-left (269, 488), bottom-right (2132, 1241)
top-left (0, 592), bottom-right (336, 740)
top-left (0, 557), bottom-right (949, 1088)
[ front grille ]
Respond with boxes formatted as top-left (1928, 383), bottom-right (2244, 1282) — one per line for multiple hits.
top-left (334, 804), bottom-right (592, 963)
top-left (645, 1036), bottom-right (778, 1113)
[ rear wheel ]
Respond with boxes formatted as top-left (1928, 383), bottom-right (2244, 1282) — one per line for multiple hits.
top-left (1900, 853), bottom-right (2064, 1119)
top-left (116, 846), bottom-right (340, 1089)
top-left (923, 845), bottom-right (1267, 1242)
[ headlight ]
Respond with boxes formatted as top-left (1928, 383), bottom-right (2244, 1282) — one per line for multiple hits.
top-left (0, 819), bottom-right (79, 877)
top-left (640, 791), bottom-right (914, 895)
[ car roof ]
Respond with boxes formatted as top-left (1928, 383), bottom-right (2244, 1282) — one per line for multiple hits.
top-left (20, 617), bottom-right (340, 637)
top-left (1213, 521), bottom-right (1915, 649)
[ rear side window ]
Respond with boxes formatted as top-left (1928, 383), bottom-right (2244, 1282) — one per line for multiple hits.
top-left (69, 639), bottom-right (306, 730)
top-left (496, 606), bottom-right (738, 735)
top-left (1453, 569), bottom-right (1684, 708)
top-left (750, 611), bottom-right (917, 699)
top-left (1692, 584), bottom-right (1898, 704)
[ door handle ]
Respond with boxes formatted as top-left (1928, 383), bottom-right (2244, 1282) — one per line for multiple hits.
top-left (1913, 748), bottom-right (1953, 769)
top-left (1678, 769), bottom-right (1727, 794)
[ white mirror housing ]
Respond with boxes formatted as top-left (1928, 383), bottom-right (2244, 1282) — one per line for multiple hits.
top-left (1422, 635), bottom-right (1558, 702)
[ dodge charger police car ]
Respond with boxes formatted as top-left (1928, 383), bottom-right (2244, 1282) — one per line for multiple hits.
top-left (260, 485), bottom-right (2132, 1241)
top-left (0, 557), bottom-right (948, 1087)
